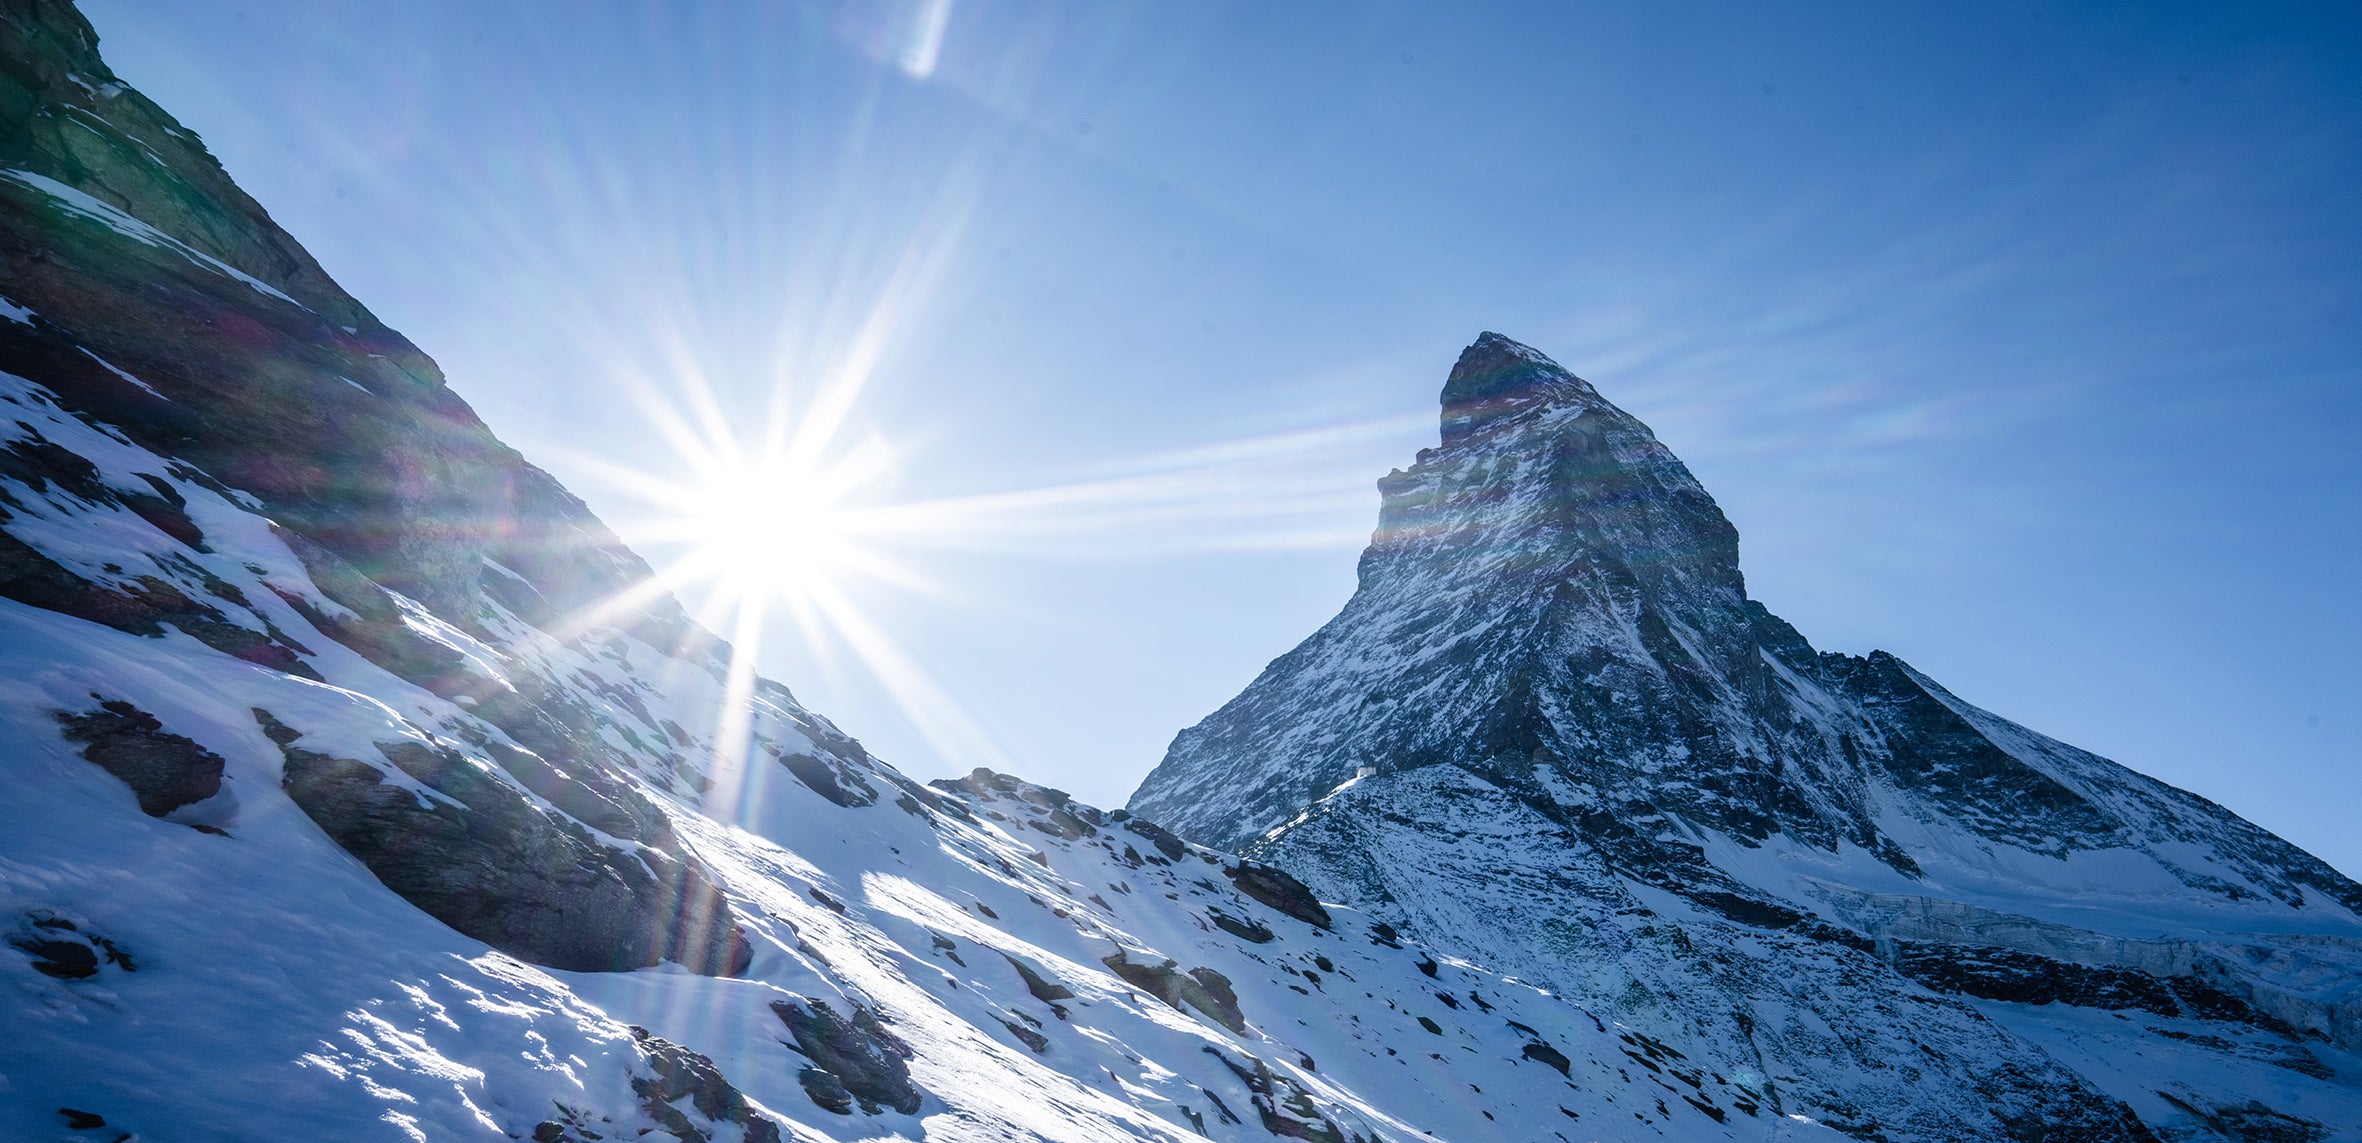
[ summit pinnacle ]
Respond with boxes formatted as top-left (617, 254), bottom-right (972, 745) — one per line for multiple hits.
top-left (1437, 331), bottom-right (1600, 442)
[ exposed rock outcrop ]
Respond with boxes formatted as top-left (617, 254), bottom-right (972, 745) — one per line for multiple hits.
top-left (55, 697), bottom-right (221, 817)
top-left (626, 1027), bottom-right (783, 1143)
top-left (769, 996), bottom-right (922, 1115)
top-left (1102, 947), bottom-right (1247, 1034)
top-left (1225, 861), bottom-right (1331, 929)
top-left (6, 912), bottom-right (131, 979)
top-left (256, 708), bottom-right (749, 975)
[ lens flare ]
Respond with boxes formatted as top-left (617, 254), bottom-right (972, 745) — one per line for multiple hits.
top-left (563, 345), bottom-right (1428, 795)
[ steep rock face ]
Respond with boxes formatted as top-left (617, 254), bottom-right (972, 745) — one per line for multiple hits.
top-left (0, 0), bottom-right (761, 982)
top-left (1134, 333), bottom-right (2362, 1142)
top-left (0, 0), bottom-right (691, 633)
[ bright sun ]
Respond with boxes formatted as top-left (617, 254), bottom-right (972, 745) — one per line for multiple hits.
top-left (614, 419), bottom-right (922, 631)
top-left (553, 292), bottom-right (1411, 786)
top-left (570, 415), bottom-right (985, 793)
top-left (678, 454), bottom-right (865, 605)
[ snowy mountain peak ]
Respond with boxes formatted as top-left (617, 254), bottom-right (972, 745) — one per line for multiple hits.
top-left (1365, 330), bottom-right (1739, 606)
top-left (1134, 335), bottom-right (2362, 1141)
top-left (1437, 332), bottom-right (1599, 443)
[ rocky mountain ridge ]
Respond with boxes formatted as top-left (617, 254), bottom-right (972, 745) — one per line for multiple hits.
top-left (1132, 332), bottom-right (2362, 1141)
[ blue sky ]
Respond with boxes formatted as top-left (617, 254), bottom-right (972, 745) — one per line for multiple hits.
top-left (80, 1), bottom-right (2361, 874)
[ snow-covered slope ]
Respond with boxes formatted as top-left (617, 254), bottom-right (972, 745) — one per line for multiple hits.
top-left (1133, 333), bottom-right (2362, 1142)
top-left (0, 509), bottom-right (1832, 1142)
top-left (0, 5), bottom-right (1861, 1140)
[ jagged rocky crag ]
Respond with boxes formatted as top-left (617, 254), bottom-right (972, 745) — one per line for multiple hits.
top-left (0, 4), bottom-right (1856, 1140)
top-left (1132, 333), bottom-right (2362, 1140)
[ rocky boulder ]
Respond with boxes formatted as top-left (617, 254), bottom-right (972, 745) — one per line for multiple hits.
top-left (1224, 861), bottom-right (1331, 929)
top-left (256, 708), bottom-right (750, 975)
top-left (769, 995), bottom-right (922, 1116)
top-left (55, 697), bottom-right (222, 818)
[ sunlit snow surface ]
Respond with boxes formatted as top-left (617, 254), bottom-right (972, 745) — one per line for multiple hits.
top-left (0, 368), bottom-right (1844, 1140)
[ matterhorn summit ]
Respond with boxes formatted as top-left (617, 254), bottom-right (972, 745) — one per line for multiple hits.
top-left (1134, 332), bottom-right (2362, 1141)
